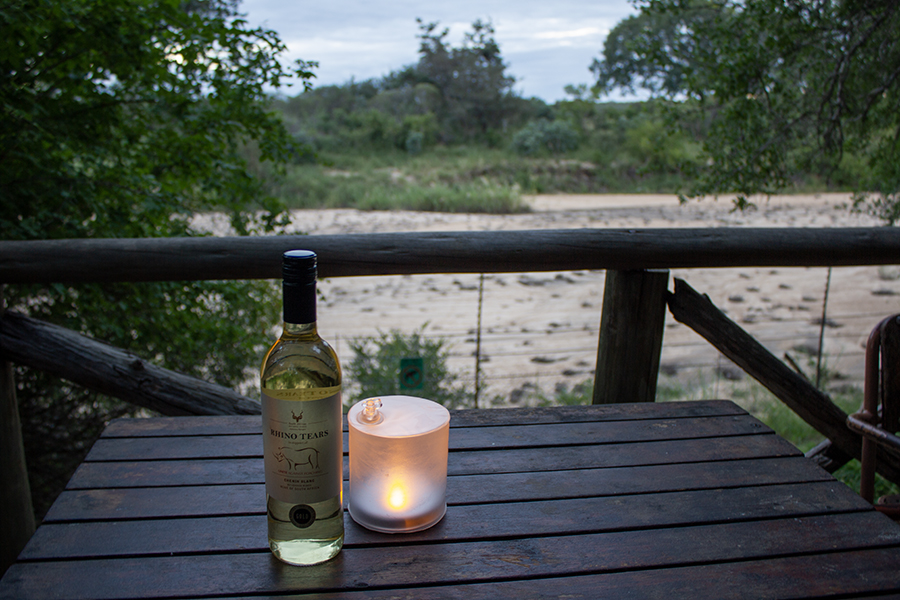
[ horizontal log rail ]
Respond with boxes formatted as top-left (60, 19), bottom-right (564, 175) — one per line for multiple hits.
top-left (1, 227), bottom-right (899, 283)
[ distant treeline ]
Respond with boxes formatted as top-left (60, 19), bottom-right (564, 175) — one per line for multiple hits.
top-left (261, 19), bottom-right (866, 208)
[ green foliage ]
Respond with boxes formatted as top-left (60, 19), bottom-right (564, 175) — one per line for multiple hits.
top-left (356, 181), bottom-right (525, 213)
top-left (591, 1), bottom-right (719, 97)
top-left (1, 0), bottom-right (314, 238)
top-left (832, 461), bottom-right (900, 504)
top-left (346, 328), bottom-right (470, 409)
top-left (511, 119), bottom-right (579, 156)
top-left (2, 0), bottom-right (306, 519)
top-left (414, 18), bottom-right (518, 142)
top-left (268, 97), bottom-right (715, 210)
top-left (592, 0), bottom-right (900, 221)
top-left (273, 19), bottom-right (539, 157)
top-left (535, 380), bottom-right (593, 407)
top-left (270, 147), bottom-right (532, 213)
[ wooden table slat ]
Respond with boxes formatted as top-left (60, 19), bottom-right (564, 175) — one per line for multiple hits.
top-left (85, 413), bottom-right (771, 461)
top-left (307, 548), bottom-right (900, 600)
top-left (68, 433), bottom-right (800, 489)
top-left (6, 521), bottom-right (900, 600)
top-left (97, 400), bottom-right (747, 438)
top-left (46, 455), bottom-right (833, 522)
top-left (24, 481), bottom-right (874, 559)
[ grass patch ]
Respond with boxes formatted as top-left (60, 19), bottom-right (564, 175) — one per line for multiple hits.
top-left (357, 181), bottom-right (527, 213)
top-left (267, 144), bottom-right (710, 213)
top-left (272, 148), bottom-right (530, 213)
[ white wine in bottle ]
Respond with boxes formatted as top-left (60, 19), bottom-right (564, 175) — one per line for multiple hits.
top-left (260, 250), bottom-right (343, 565)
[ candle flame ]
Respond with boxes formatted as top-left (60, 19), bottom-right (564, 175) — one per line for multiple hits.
top-left (388, 483), bottom-right (407, 509)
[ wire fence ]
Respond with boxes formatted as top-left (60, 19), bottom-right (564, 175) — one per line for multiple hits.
top-left (318, 264), bottom-right (900, 406)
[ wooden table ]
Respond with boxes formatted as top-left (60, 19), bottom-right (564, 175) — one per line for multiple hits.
top-left (3, 400), bottom-right (900, 599)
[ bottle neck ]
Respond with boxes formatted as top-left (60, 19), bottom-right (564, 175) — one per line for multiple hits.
top-left (283, 280), bottom-right (316, 326)
top-left (282, 321), bottom-right (318, 337)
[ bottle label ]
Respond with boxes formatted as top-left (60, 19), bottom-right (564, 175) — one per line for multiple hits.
top-left (262, 386), bottom-right (342, 505)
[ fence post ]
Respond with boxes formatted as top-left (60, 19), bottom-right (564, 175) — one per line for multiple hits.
top-left (593, 269), bottom-right (669, 404)
top-left (0, 287), bottom-right (35, 575)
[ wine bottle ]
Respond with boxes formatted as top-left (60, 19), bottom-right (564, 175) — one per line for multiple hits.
top-left (260, 249), bottom-right (343, 565)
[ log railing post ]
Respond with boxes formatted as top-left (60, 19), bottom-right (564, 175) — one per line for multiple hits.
top-left (0, 287), bottom-right (35, 576)
top-left (593, 269), bottom-right (669, 404)
top-left (667, 277), bottom-right (900, 483)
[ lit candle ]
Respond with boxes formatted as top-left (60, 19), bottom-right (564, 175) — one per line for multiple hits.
top-left (348, 396), bottom-right (450, 533)
top-left (387, 483), bottom-right (407, 510)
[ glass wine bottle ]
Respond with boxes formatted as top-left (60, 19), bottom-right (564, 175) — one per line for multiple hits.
top-left (260, 249), bottom-right (343, 565)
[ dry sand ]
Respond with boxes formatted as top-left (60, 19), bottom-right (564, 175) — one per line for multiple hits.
top-left (197, 193), bottom-right (900, 404)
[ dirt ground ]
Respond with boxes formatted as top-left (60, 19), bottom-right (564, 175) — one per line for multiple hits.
top-left (196, 193), bottom-right (900, 405)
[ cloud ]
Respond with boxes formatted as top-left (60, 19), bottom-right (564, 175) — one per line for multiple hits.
top-left (535, 27), bottom-right (605, 41)
top-left (240, 0), bottom-right (637, 102)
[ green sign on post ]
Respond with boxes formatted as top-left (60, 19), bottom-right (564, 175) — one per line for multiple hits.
top-left (399, 357), bottom-right (424, 391)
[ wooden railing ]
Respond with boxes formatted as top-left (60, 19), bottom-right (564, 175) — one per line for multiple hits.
top-left (3, 226), bottom-right (900, 572)
top-left (2, 228), bottom-right (898, 283)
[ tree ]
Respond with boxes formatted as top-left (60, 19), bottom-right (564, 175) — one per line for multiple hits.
top-left (1, 0), bottom-right (313, 519)
top-left (414, 18), bottom-right (517, 142)
top-left (592, 0), bottom-right (900, 222)
top-left (1, 0), bottom-right (317, 238)
top-left (590, 2), bottom-right (719, 98)
top-left (276, 19), bottom-right (528, 152)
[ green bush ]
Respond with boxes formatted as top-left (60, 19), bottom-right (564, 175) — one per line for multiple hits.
top-left (345, 328), bottom-right (470, 409)
top-left (405, 131), bottom-right (424, 155)
top-left (511, 119), bottom-right (579, 156)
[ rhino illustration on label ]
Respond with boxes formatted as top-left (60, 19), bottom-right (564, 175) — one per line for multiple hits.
top-left (273, 446), bottom-right (320, 471)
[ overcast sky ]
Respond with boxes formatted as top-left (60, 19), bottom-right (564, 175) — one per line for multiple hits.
top-left (239, 0), bottom-right (640, 103)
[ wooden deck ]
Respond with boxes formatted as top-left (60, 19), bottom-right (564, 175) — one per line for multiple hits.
top-left (2, 400), bottom-right (900, 599)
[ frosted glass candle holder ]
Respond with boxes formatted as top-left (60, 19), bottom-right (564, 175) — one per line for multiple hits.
top-left (348, 395), bottom-right (450, 533)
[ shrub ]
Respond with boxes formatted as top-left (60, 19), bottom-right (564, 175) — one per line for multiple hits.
top-left (511, 119), bottom-right (579, 156)
top-left (345, 328), bottom-right (470, 409)
top-left (405, 131), bottom-right (424, 155)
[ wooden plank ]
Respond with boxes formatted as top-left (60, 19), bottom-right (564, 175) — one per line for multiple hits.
top-left (45, 456), bottom-right (833, 522)
top-left (447, 433), bottom-right (798, 477)
top-left (2, 228), bottom-right (900, 284)
top-left (6, 514), bottom-right (899, 599)
top-left (316, 548), bottom-right (900, 600)
top-left (85, 414), bottom-right (771, 461)
top-left (101, 414), bottom-right (263, 437)
top-left (594, 269), bottom-right (668, 404)
top-left (67, 433), bottom-right (799, 489)
top-left (370, 548), bottom-right (900, 600)
top-left (20, 512), bottom-right (900, 577)
top-left (26, 481), bottom-right (873, 560)
top-left (95, 401), bottom-right (748, 437)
